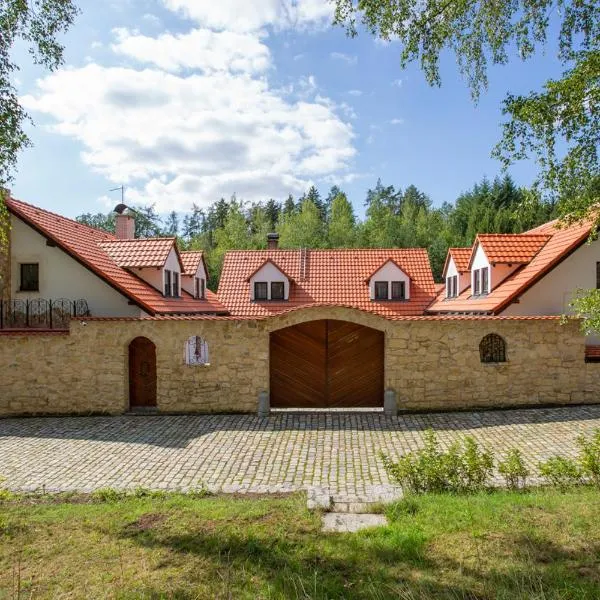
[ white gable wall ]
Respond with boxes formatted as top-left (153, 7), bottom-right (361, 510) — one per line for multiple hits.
top-left (250, 262), bottom-right (289, 300)
top-left (9, 215), bottom-right (142, 317)
top-left (369, 262), bottom-right (410, 300)
top-left (445, 256), bottom-right (470, 295)
top-left (182, 260), bottom-right (207, 296)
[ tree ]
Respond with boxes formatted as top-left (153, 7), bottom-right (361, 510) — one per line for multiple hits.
top-left (76, 212), bottom-right (115, 234)
top-left (165, 211), bottom-right (179, 237)
top-left (182, 204), bottom-right (205, 240)
top-left (328, 191), bottom-right (357, 247)
top-left (133, 206), bottom-right (164, 238)
top-left (333, 0), bottom-right (599, 207)
top-left (264, 199), bottom-right (280, 230)
top-left (0, 1), bottom-right (79, 247)
top-left (279, 200), bottom-right (326, 248)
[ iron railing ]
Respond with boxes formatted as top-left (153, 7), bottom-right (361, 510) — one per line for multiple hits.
top-left (0, 298), bottom-right (90, 330)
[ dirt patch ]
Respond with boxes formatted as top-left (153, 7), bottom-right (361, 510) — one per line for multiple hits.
top-left (126, 513), bottom-right (167, 533)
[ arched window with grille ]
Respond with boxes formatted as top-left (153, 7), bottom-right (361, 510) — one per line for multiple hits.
top-left (185, 336), bottom-right (209, 366)
top-left (479, 333), bottom-right (506, 363)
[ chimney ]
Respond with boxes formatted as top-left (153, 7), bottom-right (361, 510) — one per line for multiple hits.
top-left (114, 204), bottom-right (135, 240)
top-left (267, 233), bottom-right (279, 250)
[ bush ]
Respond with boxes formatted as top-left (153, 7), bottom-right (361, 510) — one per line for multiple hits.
top-left (538, 456), bottom-right (583, 490)
top-left (576, 429), bottom-right (600, 487)
top-left (498, 449), bottom-right (530, 490)
top-left (380, 430), bottom-right (495, 494)
top-left (91, 488), bottom-right (127, 503)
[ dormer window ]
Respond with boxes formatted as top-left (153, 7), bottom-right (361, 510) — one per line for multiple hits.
top-left (254, 282), bottom-right (268, 301)
top-left (271, 281), bottom-right (285, 300)
top-left (472, 268), bottom-right (489, 296)
top-left (446, 275), bottom-right (458, 298)
top-left (172, 271), bottom-right (180, 297)
top-left (374, 281), bottom-right (388, 300)
top-left (391, 281), bottom-right (406, 300)
top-left (194, 277), bottom-right (206, 299)
top-left (164, 269), bottom-right (172, 297)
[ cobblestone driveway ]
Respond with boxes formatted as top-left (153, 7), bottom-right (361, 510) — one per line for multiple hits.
top-left (1, 406), bottom-right (599, 499)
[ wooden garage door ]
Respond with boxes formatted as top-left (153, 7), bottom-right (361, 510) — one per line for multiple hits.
top-left (270, 319), bottom-right (384, 408)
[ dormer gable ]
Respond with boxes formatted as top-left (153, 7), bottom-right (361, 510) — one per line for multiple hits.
top-left (246, 259), bottom-right (293, 301)
top-left (443, 248), bottom-right (471, 298)
top-left (367, 259), bottom-right (410, 301)
top-left (180, 251), bottom-right (208, 299)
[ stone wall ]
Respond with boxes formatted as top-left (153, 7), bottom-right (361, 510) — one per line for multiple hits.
top-left (1, 306), bottom-right (599, 417)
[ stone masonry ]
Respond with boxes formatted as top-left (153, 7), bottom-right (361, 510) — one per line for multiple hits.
top-left (0, 306), bottom-right (599, 416)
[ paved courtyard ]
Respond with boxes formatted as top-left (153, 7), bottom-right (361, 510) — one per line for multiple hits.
top-left (1, 406), bottom-right (599, 500)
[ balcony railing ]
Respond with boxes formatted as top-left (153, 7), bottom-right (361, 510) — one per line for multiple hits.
top-left (0, 298), bottom-right (90, 330)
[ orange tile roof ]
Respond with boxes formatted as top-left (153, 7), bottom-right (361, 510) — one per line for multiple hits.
top-left (217, 248), bottom-right (436, 317)
top-left (428, 219), bottom-right (593, 314)
top-left (6, 198), bottom-right (227, 316)
top-left (99, 238), bottom-right (176, 268)
top-left (471, 233), bottom-right (550, 266)
top-left (180, 251), bottom-right (205, 276)
top-left (444, 247), bottom-right (472, 275)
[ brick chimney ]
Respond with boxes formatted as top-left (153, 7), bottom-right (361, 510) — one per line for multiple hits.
top-left (267, 233), bottom-right (279, 250)
top-left (114, 204), bottom-right (135, 239)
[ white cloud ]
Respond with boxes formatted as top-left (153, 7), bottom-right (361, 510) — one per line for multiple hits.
top-left (390, 118), bottom-right (404, 125)
top-left (161, 0), bottom-right (333, 32)
top-left (347, 89), bottom-right (362, 96)
top-left (22, 64), bottom-right (355, 210)
top-left (330, 51), bottom-right (357, 65)
top-left (392, 79), bottom-right (403, 87)
top-left (142, 13), bottom-right (161, 26)
top-left (112, 27), bottom-right (271, 73)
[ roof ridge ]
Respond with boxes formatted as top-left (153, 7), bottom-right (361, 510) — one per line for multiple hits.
top-left (224, 247), bottom-right (430, 253)
top-left (100, 237), bottom-right (176, 243)
top-left (7, 196), bottom-right (117, 240)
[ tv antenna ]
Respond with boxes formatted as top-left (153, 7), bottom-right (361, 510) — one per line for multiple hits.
top-left (109, 185), bottom-right (125, 204)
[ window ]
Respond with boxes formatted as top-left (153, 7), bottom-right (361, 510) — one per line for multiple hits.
top-left (374, 281), bottom-right (388, 300)
top-left (164, 270), bottom-right (172, 296)
top-left (479, 333), bottom-right (506, 363)
top-left (473, 269), bottom-right (480, 295)
top-left (271, 281), bottom-right (285, 300)
top-left (446, 275), bottom-right (458, 298)
top-left (194, 277), bottom-right (200, 299)
top-left (254, 281), bottom-right (268, 301)
top-left (185, 336), bottom-right (209, 365)
top-left (391, 281), bottom-right (406, 300)
top-left (596, 262), bottom-right (600, 289)
top-left (200, 278), bottom-right (205, 299)
top-left (20, 263), bottom-right (39, 292)
top-left (481, 267), bottom-right (489, 294)
top-left (172, 272), bottom-right (180, 297)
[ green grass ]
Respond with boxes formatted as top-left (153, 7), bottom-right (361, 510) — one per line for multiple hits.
top-left (1, 488), bottom-right (600, 599)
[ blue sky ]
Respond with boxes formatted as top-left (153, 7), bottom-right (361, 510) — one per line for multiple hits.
top-left (11, 0), bottom-right (564, 220)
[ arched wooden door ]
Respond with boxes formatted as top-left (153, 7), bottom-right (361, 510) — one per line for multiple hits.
top-left (270, 320), bottom-right (384, 408)
top-left (129, 337), bottom-right (157, 408)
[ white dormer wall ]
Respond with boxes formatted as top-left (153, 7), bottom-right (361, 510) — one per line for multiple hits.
top-left (182, 260), bottom-right (207, 297)
top-left (250, 262), bottom-right (289, 300)
top-left (471, 244), bottom-right (520, 293)
top-left (129, 247), bottom-right (181, 295)
top-left (369, 261), bottom-right (410, 300)
top-left (445, 257), bottom-right (470, 297)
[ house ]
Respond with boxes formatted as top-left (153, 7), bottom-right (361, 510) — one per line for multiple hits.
top-left (2, 196), bottom-right (600, 417)
top-left (1, 198), bottom-right (226, 321)
top-left (429, 218), bottom-right (596, 318)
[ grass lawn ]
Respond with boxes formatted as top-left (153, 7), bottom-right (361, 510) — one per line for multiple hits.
top-left (1, 488), bottom-right (600, 599)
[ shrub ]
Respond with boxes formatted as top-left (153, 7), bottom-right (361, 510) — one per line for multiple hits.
top-left (380, 430), bottom-right (495, 494)
top-left (538, 456), bottom-right (583, 490)
top-left (576, 429), bottom-right (600, 487)
top-left (498, 449), bottom-right (530, 490)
